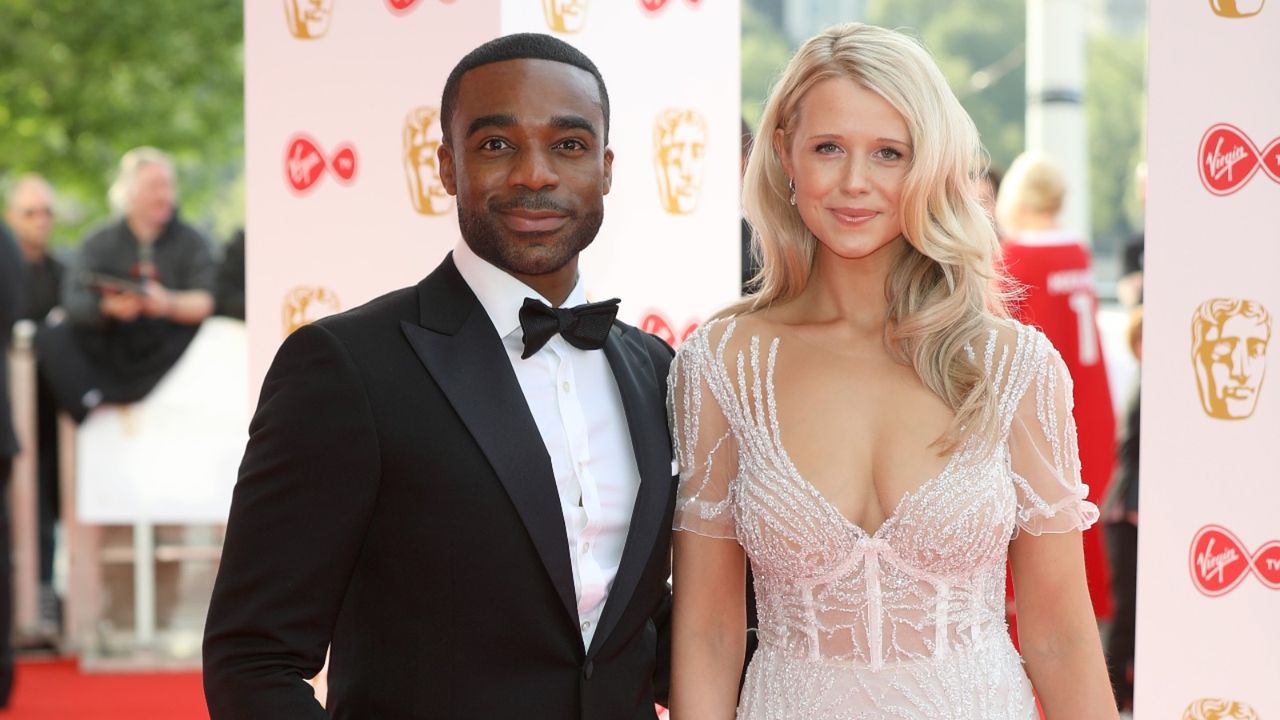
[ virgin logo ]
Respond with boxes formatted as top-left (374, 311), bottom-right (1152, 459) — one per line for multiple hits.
top-left (1198, 124), bottom-right (1280, 195)
top-left (640, 310), bottom-right (698, 348)
top-left (1189, 524), bottom-right (1280, 596)
top-left (285, 135), bottom-right (357, 194)
top-left (640, 0), bottom-right (701, 14)
top-left (386, 0), bottom-right (453, 13)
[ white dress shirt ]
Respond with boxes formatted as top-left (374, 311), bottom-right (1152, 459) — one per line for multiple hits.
top-left (453, 241), bottom-right (641, 649)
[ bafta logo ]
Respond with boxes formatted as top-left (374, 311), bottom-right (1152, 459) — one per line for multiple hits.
top-left (653, 109), bottom-right (708, 214)
top-left (541, 0), bottom-right (587, 33)
top-left (1210, 0), bottom-right (1265, 17)
top-left (282, 286), bottom-right (342, 337)
top-left (1191, 298), bottom-right (1272, 419)
top-left (1183, 698), bottom-right (1261, 720)
top-left (284, 0), bottom-right (335, 39)
top-left (403, 107), bottom-right (453, 216)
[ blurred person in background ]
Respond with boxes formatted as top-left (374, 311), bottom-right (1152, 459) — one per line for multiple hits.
top-left (1103, 306), bottom-right (1142, 714)
top-left (996, 151), bottom-right (1116, 627)
top-left (38, 147), bottom-right (216, 423)
top-left (0, 223), bottom-right (26, 706)
top-left (214, 228), bottom-right (245, 320)
top-left (4, 174), bottom-right (66, 637)
top-left (1117, 162), bottom-right (1146, 310)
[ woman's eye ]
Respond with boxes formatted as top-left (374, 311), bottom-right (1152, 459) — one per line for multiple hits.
top-left (815, 142), bottom-right (841, 154)
top-left (875, 147), bottom-right (904, 161)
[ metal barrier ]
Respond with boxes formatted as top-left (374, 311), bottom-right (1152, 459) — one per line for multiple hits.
top-left (7, 319), bottom-right (45, 643)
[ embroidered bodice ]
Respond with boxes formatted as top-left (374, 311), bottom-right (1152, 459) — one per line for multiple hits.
top-left (669, 318), bottom-right (1097, 718)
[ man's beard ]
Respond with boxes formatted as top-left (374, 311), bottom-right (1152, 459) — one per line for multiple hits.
top-left (458, 190), bottom-right (603, 277)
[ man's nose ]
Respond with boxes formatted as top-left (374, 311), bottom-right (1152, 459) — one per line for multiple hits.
top-left (509, 148), bottom-right (559, 191)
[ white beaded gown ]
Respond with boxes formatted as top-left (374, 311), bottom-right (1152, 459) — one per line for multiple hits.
top-left (669, 318), bottom-right (1098, 720)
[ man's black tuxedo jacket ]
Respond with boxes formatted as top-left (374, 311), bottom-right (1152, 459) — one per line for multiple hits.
top-left (204, 255), bottom-right (676, 719)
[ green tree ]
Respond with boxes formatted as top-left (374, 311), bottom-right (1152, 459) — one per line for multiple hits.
top-left (741, 4), bottom-right (794, 131)
top-left (0, 0), bottom-right (244, 248)
top-left (1085, 32), bottom-right (1146, 253)
top-left (866, 0), bottom-right (1027, 171)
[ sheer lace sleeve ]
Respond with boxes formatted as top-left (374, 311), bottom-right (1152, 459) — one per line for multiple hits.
top-left (1005, 327), bottom-right (1100, 535)
top-left (668, 326), bottom-right (739, 540)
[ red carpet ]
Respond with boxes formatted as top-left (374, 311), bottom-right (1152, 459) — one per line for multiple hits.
top-left (0, 658), bottom-right (207, 719)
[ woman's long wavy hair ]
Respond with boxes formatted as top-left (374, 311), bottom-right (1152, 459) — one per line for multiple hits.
top-left (727, 23), bottom-right (1009, 452)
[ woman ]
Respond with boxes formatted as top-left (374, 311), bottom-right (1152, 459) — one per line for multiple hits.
top-left (668, 24), bottom-right (1117, 718)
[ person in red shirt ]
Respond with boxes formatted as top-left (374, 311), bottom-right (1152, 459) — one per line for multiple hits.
top-left (996, 152), bottom-right (1116, 624)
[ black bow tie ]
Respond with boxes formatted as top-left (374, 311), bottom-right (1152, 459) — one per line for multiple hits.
top-left (518, 297), bottom-right (620, 359)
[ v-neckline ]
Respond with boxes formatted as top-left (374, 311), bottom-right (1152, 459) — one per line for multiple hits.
top-left (711, 318), bottom-right (968, 540)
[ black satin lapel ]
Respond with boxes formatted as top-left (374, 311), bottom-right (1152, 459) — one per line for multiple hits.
top-left (400, 295), bottom-right (577, 624)
top-left (589, 326), bottom-right (673, 653)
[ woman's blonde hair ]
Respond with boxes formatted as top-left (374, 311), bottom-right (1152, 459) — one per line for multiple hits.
top-left (994, 150), bottom-right (1066, 233)
top-left (729, 22), bottom-right (1008, 451)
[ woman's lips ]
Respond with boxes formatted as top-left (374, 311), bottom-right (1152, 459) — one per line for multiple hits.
top-left (829, 207), bottom-right (878, 225)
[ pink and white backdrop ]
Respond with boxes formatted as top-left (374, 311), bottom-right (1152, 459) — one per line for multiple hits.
top-left (246, 0), bottom-right (741, 399)
top-left (1137, 1), bottom-right (1279, 716)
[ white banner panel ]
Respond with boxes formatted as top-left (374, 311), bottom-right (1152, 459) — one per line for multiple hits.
top-left (246, 0), bottom-right (741, 402)
top-left (1137, 1), bottom-right (1280, 716)
top-left (501, 1), bottom-right (741, 343)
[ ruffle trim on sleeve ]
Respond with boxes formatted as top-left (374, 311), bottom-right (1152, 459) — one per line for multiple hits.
top-left (673, 499), bottom-right (738, 541)
top-left (1014, 492), bottom-right (1100, 536)
top-left (1011, 470), bottom-right (1099, 536)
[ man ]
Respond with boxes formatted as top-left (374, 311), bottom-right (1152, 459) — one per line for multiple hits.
top-left (5, 175), bottom-right (64, 324)
top-left (4, 175), bottom-right (65, 635)
top-left (38, 147), bottom-right (216, 422)
top-left (204, 34), bottom-right (676, 719)
top-left (0, 223), bottom-right (25, 706)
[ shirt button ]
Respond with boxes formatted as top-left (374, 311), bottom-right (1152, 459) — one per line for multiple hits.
top-left (562, 381), bottom-right (571, 393)
top-left (577, 461), bottom-right (586, 474)
top-left (581, 620), bottom-right (592, 633)
top-left (581, 541), bottom-right (591, 554)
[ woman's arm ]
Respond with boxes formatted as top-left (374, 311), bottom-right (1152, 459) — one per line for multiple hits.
top-left (670, 530), bottom-right (747, 720)
top-left (1010, 528), bottom-right (1118, 719)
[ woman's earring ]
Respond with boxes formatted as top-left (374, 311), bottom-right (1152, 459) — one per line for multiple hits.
top-left (788, 177), bottom-right (797, 206)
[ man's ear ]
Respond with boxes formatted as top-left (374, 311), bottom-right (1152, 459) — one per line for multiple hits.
top-left (602, 147), bottom-right (614, 195)
top-left (438, 143), bottom-right (457, 195)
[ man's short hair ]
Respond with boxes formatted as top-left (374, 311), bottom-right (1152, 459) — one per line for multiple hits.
top-left (440, 33), bottom-right (610, 146)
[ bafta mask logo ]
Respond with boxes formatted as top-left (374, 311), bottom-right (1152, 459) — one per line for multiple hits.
top-left (1191, 298), bottom-right (1271, 420)
top-left (403, 107), bottom-right (453, 215)
top-left (653, 109), bottom-right (708, 214)
top-left (1210, 0), bottom-right (1265, 17)
top-left (285, 135), bottom-right (357, 195)
top-left (282, 286), bottom-right (342, 337)
top-left (1198, 124), bottom-right (1280, 196)
top-left (1184, 698), bottom-right (1262, 719)
top-left (542, 0), bottom-right (587, 33)
top-left (284, 0), bottom-right (335, 40)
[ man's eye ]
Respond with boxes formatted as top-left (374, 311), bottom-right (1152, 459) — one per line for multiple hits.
top-left (1211, 340), bottom-right (1235, 357)
top-left (480, 138), bottom-right (511, 151)
top-left (557, 139), bottom-right (587, 151)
